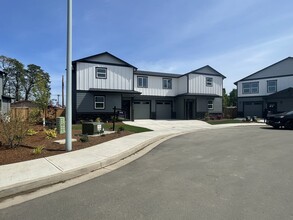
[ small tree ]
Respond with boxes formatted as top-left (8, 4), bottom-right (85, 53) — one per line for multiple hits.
top-left (228, 89), bottom-right (237, 106)
top-left (0, 113), bottom-right (30, 148)
top-left (32, 72), bottom-right (51, 126)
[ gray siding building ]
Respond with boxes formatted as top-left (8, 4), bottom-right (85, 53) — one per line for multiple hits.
top-left (72, 52), bottom-right (225, 122)
top-left (235, 57), bottom-right (293, 117)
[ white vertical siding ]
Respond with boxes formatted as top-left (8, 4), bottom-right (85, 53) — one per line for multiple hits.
top-left (188, 74), bottom-right (222, 96)
top-left (76, 62), bottom-right (133, 91)
top-left (134, 75), bottom-right (178, 96)
top-left (178, 76), bottom-right (187, 94)
top-left (237, 75), bottom-right (293, 97)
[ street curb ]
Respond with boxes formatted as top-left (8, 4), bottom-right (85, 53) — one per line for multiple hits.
top-left (0, 123), bottom-right (264, 201)
top-left (0, 133), bottom-right (173, 200)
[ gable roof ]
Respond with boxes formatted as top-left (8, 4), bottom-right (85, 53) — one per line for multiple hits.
top-left (235, 57), bottom-right (293, 84)
top-left (135, 70), bottom-right (182, 78)
top-left (73, 52), bottom-right (137, 69)
top-left (186, 65), bottom-right (226, 78)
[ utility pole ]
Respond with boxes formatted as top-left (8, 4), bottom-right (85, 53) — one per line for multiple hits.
top-left (65, 0), bottom-right (72, 151)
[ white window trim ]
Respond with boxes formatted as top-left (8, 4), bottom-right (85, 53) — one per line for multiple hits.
top-left (137, 76), bottom-right (148, 88)
top-left (208, 100), bottom-right (214, 110)
top-left (163, 78), bottom-right (172, 89)
top-left (242, 82), bottom-right (259, 94)
top-left (206, 77), bottom-right (213, 87)
top-left (267, 80), bottom-right (277, 93)
top-left (94, 96), bottom-right (105, 109)
top-left (95, 67), bottom-right (107, 79)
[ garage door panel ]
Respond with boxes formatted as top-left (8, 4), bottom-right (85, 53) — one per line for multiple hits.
top-left (156, 101), bottom-right (172, 119)
top-left (134, 101), bottom-right (150, 119)
top-left (244, 102), bottom-right (262, 117)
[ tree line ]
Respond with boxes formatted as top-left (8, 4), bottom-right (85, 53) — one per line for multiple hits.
top-left (223, 88), bottom-right (237, 107)
top-left (0, 55), bottom-right (51, 108)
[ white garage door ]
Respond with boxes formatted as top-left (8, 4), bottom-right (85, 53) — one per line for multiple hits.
top-left (156, 101), bottom-right (172, 119)
top-left (244, 102), bottom-right (263, 117)
top-left (134, 101), bottom-right (150, 119)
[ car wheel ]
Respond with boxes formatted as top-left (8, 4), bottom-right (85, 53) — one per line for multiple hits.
top-left (284, 121), bottom-right (293, 129)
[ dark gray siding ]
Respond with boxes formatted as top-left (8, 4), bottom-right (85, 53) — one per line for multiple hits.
top-left (76, 92), bottom-right (121, 113)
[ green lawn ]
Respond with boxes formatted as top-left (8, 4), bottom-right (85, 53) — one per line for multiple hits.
top-left (72, 122), bottom-right (152, 133)
top-left (206, 119), bottom-right (245, 125)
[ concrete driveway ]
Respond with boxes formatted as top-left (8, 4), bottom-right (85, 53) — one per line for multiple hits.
top-left (124, 119), bottom-right (213, 131)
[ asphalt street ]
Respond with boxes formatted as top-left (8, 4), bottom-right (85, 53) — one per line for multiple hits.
top-left (1, 125), bottom-right (293, 220)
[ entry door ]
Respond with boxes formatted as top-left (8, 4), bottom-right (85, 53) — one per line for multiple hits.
top-left (267, 102), bottom-right (277, 114)
top-left (122, 100), bottom-right (131, 120)
top-left (185, 100), bottom-right (194, 119)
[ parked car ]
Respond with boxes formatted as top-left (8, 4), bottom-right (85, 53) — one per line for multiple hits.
top-left (266, 111), bottom-right (293, 129)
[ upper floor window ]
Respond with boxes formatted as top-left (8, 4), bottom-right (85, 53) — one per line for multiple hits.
top-left (163, 78), bottom-right (172, 89)
top-left (208, 100), bottom-right (213, 109)
top-left (94, 96), bottom-right (105, 109)
top-left (95, 67), bottom-right (107, 79)
top-left (137, 76), bottom-right (148, 88)
top-left (242, 82), bottom-right (259, 94)
top-left (206, 77), bottom-right (213, 87)
top-left (267, 80), bottom-right (277, 93)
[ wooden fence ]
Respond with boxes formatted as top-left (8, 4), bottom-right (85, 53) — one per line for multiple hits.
top-left (223, 107), bottom-right (237, 118)
top-left (10, 107), bottom-right (65, 121)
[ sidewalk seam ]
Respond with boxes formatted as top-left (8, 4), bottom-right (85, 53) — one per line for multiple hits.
top-left (44, 158), bottom-right (64, 172)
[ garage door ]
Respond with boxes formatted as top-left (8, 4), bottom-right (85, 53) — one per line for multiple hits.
top-left (156, 101), bottom-right (172, 119)
top-left (244, 102), bottom-right (263, 117)
top-left (134, 101), bottom-right (150, 119)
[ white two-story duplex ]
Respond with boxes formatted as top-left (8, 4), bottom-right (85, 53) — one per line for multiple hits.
top-left (235, 57), bottom-right (293, 117)
top-left (72, 52), bottom-right (225, 122)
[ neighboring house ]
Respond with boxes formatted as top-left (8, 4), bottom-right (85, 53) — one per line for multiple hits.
top-left (235, 57), bottom-right (293, 117)
top-left (0, 71), bottom-right (12, 115)
top-left (72, 52), bottom-right (225, 122)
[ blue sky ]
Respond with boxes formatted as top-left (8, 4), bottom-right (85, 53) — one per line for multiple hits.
top-left (1, 0), bottom-right (293, 100)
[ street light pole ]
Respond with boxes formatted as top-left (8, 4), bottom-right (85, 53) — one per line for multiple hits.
top-left (65, 0), bottom-right (72, 151)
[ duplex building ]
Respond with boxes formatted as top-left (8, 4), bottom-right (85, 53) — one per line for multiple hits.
top-left (235, 57), bottom-right (293, 117)
top-left (72, 52), bottom-right (225, 122)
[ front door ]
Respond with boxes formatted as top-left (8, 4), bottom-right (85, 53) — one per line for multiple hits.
top-left (185, 100), bottom-right (194, 119)
top-left (267, 102), bottom-right (277, 114)
top-left (122, 100), bottom-right (131, 120)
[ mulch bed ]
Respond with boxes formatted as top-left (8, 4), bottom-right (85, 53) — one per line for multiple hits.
top-left (0, 125), bottom-right (132, 166)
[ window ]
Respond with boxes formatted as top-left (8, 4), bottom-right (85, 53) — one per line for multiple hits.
top-left (137, 76), bottom-right (148, 88)
top-left (95, 67), bottom-right (107, 79)
top-left (206, 77), bottom-right (213, 87)
top-left (242, 82), bottom-right (259, 94)
top-left (94, 96), bottom-right (105, 109)
top-left (208, 100), bottom-right (213, 109)
top-left (163, 78), bottom-right (172, 89)
top-left (267, 80), bottom-right (277, 93)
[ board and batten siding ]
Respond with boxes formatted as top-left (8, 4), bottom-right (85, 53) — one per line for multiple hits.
top-left (76, 62), bottom-right (133, 91)
top-left (188, 74), bottom-right (222, 96)
top-left (237, 75), bottom-right (293, 97)
top-left (134, 75), bottom-right (178, 96)
top-left (177, 76), bottom-right (187, 95)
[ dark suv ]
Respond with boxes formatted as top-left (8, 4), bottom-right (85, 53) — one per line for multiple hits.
top-left (266, 111), bottom-right (293, 129)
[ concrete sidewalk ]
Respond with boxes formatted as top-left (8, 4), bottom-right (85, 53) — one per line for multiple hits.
top-left (0, 120), bottom-right (264, 200)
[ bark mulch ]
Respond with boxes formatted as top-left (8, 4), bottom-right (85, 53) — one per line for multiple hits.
top-left (0, 125), bottom-right (132, 166)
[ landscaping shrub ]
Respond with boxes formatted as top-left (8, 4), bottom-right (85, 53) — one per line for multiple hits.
top-left (27, 128), bottom-right (38, 136)
top-left (44, 128), bottom-right (57, 139)
top-left (32, 145), bottom-right (45, 155)
top-left (80, 134), bottom-right (89, 142)
top-left (0, 113), bottom-right (30, 148)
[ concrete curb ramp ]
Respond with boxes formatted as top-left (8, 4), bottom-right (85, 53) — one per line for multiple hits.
top-left (0, 120), bottom-right (263, 200)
